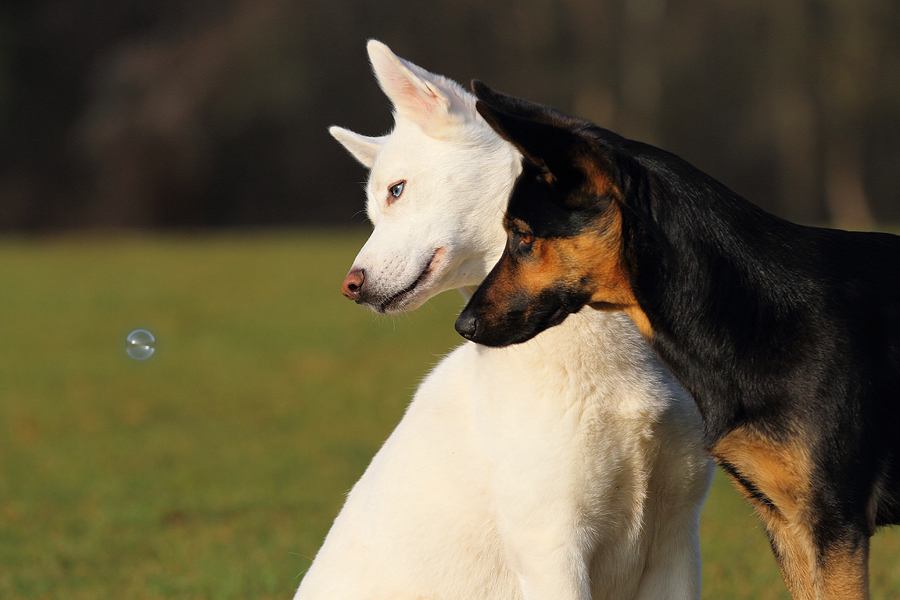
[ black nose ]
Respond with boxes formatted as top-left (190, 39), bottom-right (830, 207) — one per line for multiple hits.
top-left (455, 312), bottom-right (479, 341)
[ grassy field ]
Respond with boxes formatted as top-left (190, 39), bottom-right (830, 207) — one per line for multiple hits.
top-left (1, 230), bottom-right (899, 600)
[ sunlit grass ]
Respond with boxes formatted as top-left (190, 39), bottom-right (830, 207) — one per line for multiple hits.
top-left (0, 230), bottom-right (897, 599)
top-left (0, 230), bottom-right (464, 599)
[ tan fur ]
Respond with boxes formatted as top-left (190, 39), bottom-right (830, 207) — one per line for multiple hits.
top-left (489, 152), bottom-right (656, 339)
top-left (771, 536), bottom-right (870, 600)
top-left (711, 427), bottom-right (870, 600)
top-left (573, 208), bottom-right (654, 339)
top-left (572, 160), bottom-right (654, 338)
top-left (576, 154), bottom-right (615, 197)
top-left (819, 541), bottom-right (870, 599)
top-left (489, 206), bottom-right (656, 341)
top-left (498, 200), bottom-right (656, 340)
top-left (712, 427), bottom-right (813, 521)
top-left (712, 427), bottom-right (818, 598)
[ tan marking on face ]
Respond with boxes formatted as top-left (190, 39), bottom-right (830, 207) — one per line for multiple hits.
top-left (469, 246), bottom-right (540, 332)
top-left (571, 151), bottom-right (657, 336)
top-left (476, 237), bottom-right (576, 324)
top-left (505, 200), bottom-right (654, 339)
top-left (561, 205), bottom-right (653, 339)
top-left (507, 217), bottom-right (532, 236)
top-left (493, 156), bottom-right (652, 338)
top-left (504, 227), bottom-right (627, 306)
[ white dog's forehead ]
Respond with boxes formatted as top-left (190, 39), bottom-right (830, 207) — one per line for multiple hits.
top-left (365, 121), bottom-right (456, 217)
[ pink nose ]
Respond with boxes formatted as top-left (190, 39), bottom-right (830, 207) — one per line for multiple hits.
top-left (342, 268), bottom-right (366, 301)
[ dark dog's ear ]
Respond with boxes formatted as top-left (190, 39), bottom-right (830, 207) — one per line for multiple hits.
top-left (473, 83), bottom-right (584, 181)
top-left (472, 80), bottom-right (552, 123)
top-left (474, 98), bottom-right (548, 169)
top-left (473, 81), bottom-right (625, 209)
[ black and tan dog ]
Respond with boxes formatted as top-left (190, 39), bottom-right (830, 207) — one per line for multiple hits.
top-left (456, 81), bottom-right (900, 600)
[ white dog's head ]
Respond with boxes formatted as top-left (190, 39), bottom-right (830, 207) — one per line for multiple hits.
top-left (331, 40), bottom-right (520, 314)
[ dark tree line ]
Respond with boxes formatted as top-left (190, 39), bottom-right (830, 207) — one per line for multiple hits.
top-left (0, 0), bottom-right (898, 230)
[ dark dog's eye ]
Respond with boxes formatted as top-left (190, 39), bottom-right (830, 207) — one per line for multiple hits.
top-left (515, 231), bottom-right (534, 254)
top-left (388, 181), bottom-right (405, 203)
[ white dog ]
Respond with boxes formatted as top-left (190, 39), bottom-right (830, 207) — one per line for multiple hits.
top-left (293, 41), bottom-right (713, 600)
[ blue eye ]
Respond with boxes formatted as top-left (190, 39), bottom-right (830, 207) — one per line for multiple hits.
top-left (389, 181), bottom-right (405, 201)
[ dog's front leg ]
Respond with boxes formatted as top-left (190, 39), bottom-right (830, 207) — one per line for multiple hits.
top-left (630, 510), bottom-right (704, 600)
top-left (471, 383), bottom-right (593, 600)
top-left (765, 520), bottom-right (870, 600)
top-left (476, 410), bottom-right (595, 599)
top-left (493, 495), bottom-right (592, 600)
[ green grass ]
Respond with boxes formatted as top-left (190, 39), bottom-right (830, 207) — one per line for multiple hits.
top-left (0, 230), bottom-right (898, 599)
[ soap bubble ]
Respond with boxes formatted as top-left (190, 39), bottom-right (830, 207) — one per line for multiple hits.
top-left (126, 329), bottom-right (156, 360)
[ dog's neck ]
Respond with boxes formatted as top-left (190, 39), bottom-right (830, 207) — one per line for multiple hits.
top-left (617, 150), bottom-right (812, 442)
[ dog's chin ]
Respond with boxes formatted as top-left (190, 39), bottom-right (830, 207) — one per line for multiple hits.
top-left (505, 307), bottom-right (574, 346)
top-left (457, 303), bottom-right (575, 348)
top-left (542, 304), bottom-right (572, 330)
top-left (368, 248), bottom-right (446, 314)
top-left (374, 284), bottom-right (434, 314)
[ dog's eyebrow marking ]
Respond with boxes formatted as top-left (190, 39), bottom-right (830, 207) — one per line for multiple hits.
top-left (506, 217), bottom-right (533, 234)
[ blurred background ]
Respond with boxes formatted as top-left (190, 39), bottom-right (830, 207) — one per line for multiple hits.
top-left (4, 3), bottom-right (900, 598)
top-left (1, 0), bottom-right (899, 232)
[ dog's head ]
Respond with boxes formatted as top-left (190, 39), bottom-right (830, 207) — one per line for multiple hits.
top-left (330, 41), bottom-right (519, 314)
top-left (455, 83), bottom-right (652, 346)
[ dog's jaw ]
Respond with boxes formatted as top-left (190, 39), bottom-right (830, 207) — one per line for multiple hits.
top-left (370, 247), bottom-right (447, 314)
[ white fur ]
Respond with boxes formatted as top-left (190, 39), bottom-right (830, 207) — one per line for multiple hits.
top-left (294, 41), bottom-right (713, 600)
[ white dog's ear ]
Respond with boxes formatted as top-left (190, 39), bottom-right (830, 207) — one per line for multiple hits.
top-left (329, 126), bottom-right (385, 168)
top-left (367, 39), bottom-right (464, 136)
